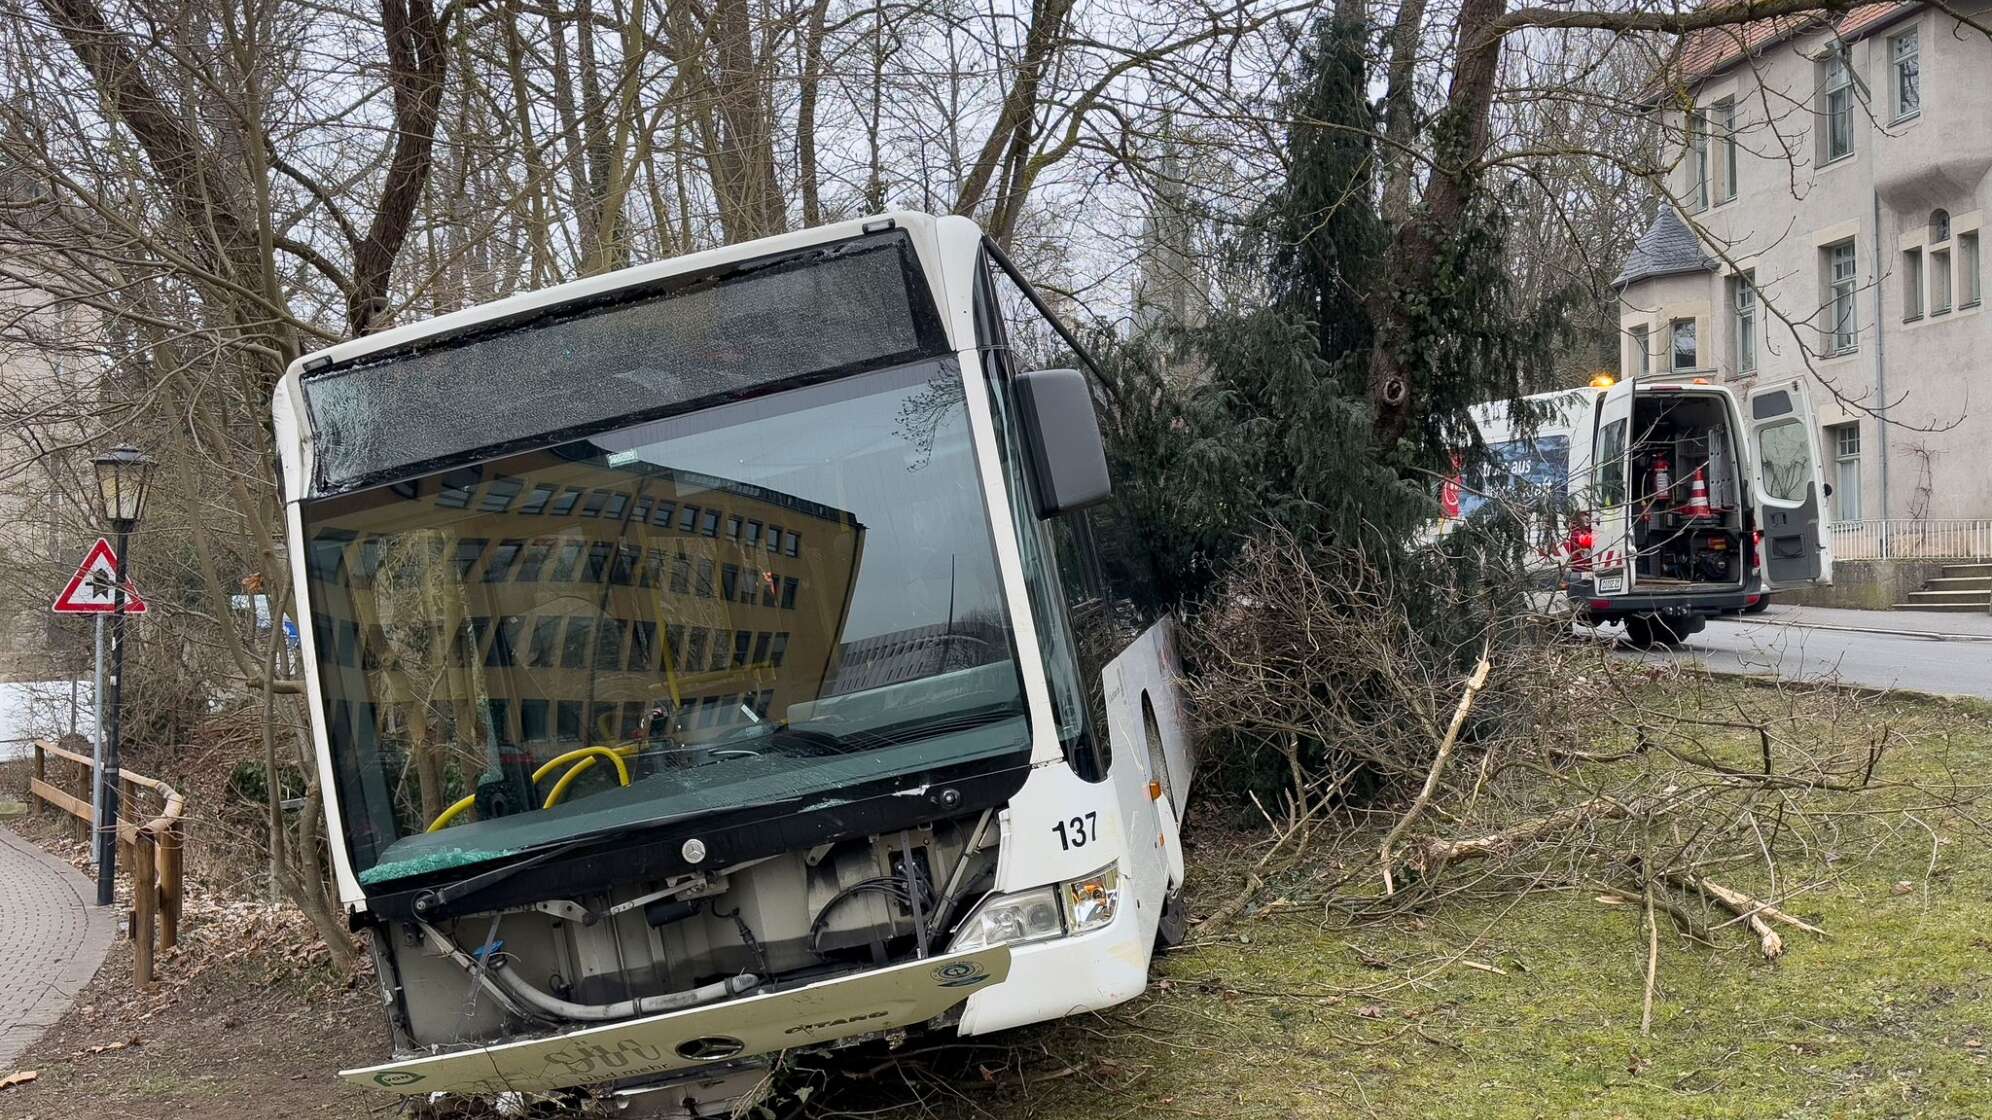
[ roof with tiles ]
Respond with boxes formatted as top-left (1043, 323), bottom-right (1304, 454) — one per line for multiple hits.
top-left (1613, 207), bottom-right (1715, 288)
top-left (1665, 1), bottom-right (1916, 89)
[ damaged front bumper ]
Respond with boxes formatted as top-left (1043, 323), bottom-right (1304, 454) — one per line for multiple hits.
top-left (342, 945), bottom-right (1011, 1096)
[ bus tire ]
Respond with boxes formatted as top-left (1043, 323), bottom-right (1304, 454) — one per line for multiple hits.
top-left (1155, 887), bottom-right (1189, 951)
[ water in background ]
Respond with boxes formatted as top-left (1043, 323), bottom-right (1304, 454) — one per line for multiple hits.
top-left (0, 680), bottom-right (94, 761)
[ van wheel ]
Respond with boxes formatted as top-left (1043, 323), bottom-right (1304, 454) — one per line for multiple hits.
top-left (1624, 616), bottom-right (1688, 648)
top-left (1155, 887), bottom-right (1189, 951)
top-left (1622, 617), bottom-right (1655, 647)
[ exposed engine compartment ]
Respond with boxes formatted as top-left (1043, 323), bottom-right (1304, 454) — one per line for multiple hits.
top-left (375, 810), bottom-right (999, 1051)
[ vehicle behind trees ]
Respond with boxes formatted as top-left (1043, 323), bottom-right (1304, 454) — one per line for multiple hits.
top-left (1458, 377), bottom-right (1834, 644)
top-left (276, 213), bottom-right (1194, 1111)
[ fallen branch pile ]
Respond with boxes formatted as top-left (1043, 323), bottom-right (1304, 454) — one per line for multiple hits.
top-left (1184, 534), bottom-right (1963, 1033)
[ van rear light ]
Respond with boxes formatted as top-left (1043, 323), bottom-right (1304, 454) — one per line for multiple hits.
top-left (1589, 599), bottom-right (1612, 611)
top-left (1563, 516), bottom-right (1593, 572)
top-left (1750, 530), bottom-right (1762, 570)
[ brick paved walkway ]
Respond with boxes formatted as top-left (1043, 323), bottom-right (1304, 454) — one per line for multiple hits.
top-left (0, 826), bottom-right (115, 1068)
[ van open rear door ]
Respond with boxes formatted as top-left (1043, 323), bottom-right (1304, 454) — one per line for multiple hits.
top-left (1745, 379), bottom-right (1834, 587)
top-left (1585, 379), bottom-right (1637, 595)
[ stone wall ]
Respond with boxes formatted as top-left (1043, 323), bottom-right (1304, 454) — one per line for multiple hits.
top-left (1776, 559), bottom-right (1949, 609)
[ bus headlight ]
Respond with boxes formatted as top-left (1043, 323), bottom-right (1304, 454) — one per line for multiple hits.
top-left (948, 864), bottom-right (1120, 952)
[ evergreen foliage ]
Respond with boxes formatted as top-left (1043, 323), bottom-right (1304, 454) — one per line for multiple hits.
top-left (1255, 14), bottom-right (1385, 376)
top-left (1094, 10), bottom-right (1575, 618)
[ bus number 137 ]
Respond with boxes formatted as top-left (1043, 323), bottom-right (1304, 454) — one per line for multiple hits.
top-left (1052, 812), bottom-right (1099, 850)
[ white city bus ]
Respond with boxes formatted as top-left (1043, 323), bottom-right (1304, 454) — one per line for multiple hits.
top-left (275, 212), bottom-right (1194, 1111)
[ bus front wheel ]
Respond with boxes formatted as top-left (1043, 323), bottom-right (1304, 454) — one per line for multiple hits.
top-left (1155, 888), bottom-right (1189, 951)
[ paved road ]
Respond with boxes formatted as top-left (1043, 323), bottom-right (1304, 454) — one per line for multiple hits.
top-left (0, 827), bottom-right (115, 1069)
top-left (1596, 614), bottom-right (1992, 700)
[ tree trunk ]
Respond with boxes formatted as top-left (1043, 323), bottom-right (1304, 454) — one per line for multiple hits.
top-left (796, 0), bottom-right (832, 226)
top-left (952, 0), bottom-right (1075, 220)
top-left (709, 0), bottom-right (785, 240)
top-left (350, 0), bottom-right (447, 334)
top-left (1364, 0), bottom-right (1507, 450)
top-left (1378, 0), bottom-right (1430, 227)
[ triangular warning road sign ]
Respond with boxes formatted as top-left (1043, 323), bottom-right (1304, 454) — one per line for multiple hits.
top-left (52, 538), bottom-right (148, 615)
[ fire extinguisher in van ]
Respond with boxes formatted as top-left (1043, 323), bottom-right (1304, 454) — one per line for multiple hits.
top-left (1646, 454), bottom-right (1671, 529)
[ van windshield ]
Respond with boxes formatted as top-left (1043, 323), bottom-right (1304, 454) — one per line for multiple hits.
top-left (299, 358), bottom-right (1028, 886)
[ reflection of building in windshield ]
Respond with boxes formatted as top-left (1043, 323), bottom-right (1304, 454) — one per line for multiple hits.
top-left (823, 617), bottom-right (1010, 696)
top-left (306, 446), bottom-right (866, 841)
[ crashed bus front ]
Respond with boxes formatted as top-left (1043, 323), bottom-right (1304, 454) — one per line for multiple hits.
top-left (277, 213), bottom-right (1192, 1110)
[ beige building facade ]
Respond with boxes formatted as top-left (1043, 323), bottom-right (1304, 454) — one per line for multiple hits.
top-left (1616, 1), bottom-right (1992, 526)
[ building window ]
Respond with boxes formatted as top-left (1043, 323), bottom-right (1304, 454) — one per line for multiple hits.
top-left (1829, 423), bottom-right (1862, 521)
top-left (1671, 318), bottom-right (1698, 370)
top-left (1732, 272), bottom-right (1757, 372)
top-left (1962, 231), bottom-right (1982, 307)
top-left (1689, 108), bottom-right (1710, 211)
top-left (1825, 240), bottom-right (1858, 353)
top-left (1929, 212), bottom-right (1953, 315)
top-left (1892, 28), bottom-right (1920, 120)
top-left (1903, 247), bottom-right (1924, 319)
top-left (1629, 324), bottom-right (1650, 377)
top-left (1716, 98), bottom-right (1738, 203)
top-left (1822, 48), bottom-right (1854, 162)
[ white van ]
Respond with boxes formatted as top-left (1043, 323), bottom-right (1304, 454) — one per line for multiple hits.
top-left (1457, 376), bottom-right (1835, 645)
top-left (1563, 375), bottom-right (1835, 645)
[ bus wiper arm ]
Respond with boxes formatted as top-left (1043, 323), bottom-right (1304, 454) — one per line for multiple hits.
top-left (413, 836), bottom-right (594, 917)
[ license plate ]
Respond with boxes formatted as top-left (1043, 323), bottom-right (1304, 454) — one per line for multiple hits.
top-left (1596, 574), bottom-right (1625, 594)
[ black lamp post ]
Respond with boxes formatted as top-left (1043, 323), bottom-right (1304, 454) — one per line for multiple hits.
top-left (91, 444), bottom-right (153, 908)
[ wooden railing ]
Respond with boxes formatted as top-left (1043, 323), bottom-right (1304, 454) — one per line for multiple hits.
top-left (29, 739), bottom-right (187, 984)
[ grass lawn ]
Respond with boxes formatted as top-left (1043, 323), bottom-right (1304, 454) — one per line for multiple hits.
top-left (5, 680), bottom-right (1986, 1119)
top-left (835, 681), bottom-right (1992, 1120)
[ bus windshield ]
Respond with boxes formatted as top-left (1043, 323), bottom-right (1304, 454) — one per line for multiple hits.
top-left (299, 357), bottom-right (1028, 886)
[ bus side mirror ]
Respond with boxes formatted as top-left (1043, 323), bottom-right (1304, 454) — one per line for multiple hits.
top-left (1014, 367), bottom-right (1112, 518)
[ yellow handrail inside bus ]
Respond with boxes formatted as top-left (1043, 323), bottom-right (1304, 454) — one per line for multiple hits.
top-left (423, 745), bottom-right (637, 832)
top-left (540, 746), bottom-right (635, 809)
top-left (427, 795), bottom-right (475, 832)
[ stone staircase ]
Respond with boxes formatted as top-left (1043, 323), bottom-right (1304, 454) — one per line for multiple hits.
top-left (1897, 561), bottom-right (1992, 612)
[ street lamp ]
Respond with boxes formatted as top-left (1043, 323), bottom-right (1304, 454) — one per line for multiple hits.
top-left (91, 445), bottom-right (153, 907)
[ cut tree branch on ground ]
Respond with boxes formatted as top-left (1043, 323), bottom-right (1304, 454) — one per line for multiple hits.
top-left (1417, 796), bottom-right (1635, 874)
top-left (1664, 872), bottom-right (1825, 960)
top-left (1381, 645), bottom-right (1493, 896)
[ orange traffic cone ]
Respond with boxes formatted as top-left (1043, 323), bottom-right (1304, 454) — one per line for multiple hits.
top-left (1679, 467), bottom-right (1714, 518)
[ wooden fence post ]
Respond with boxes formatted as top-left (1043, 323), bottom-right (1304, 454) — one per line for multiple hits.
top-left (133, 833), bottom-right (156, 985)
top-left (30, 743), bottom-right (44, 817)
top-left (158, 819), bottom-right (182, 951)
top-left (117, 776), bottom-right (136, 869)
top-left (75, 755), bottom-right (91, 842)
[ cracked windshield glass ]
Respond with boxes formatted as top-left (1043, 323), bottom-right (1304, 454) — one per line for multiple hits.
top-left (300, 357), bottom-right (1027, 885)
